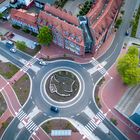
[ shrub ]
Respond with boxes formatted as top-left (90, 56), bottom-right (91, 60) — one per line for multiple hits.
top-left (12, 24), bottom-right (21, 29)
top-left (31, 32), bottom-right (38, 37)
top-left (22, 28), bottom-right (30, 33)
top-left (110, 118), bottom-right (118, 125)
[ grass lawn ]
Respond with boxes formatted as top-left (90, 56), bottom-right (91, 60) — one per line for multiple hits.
top-left (0, 93), bottom-right (7, 116)
top-left (13, 74), bottom-right (30, 106)
top-left (0, 62), bottom-right (19, 79)
top-left (0, 117), bottom-right (13, 136)
top-left (18, 45), bottom-right (41, 56)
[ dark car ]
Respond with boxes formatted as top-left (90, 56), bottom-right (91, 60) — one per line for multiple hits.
top-left (125, 30), bottom-right (129, 36)
top-left (50, 106), bottom-right (59, 113)
top-left (6, 41), bottom-right (14, 48)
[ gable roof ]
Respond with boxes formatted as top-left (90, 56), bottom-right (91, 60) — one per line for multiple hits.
top-left (10, 9), bottom-right (37, 27)
top-left (38, 11), bottom-right (84, 47)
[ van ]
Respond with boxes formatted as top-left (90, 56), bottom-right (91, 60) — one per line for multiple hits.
top-left (6, 41), bottom-right (14, 48)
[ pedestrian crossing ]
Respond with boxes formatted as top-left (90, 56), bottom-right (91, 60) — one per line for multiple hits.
top-left (25, 120), bottom-right (38, 133)
top-left (87, 57), bottom-right (107, 75)
top-left (20, 58), bottom-right (38, 72)
top-left (96, 111), bottom-right (105, 122)
top-left (85, 111), bottom-right (106, 133)
top-left (16, 110), bottom-right (38, 133)
top-left (17, 110), bottom-right (27, 121)
top-left (85, 119), bottom-right (97, 132)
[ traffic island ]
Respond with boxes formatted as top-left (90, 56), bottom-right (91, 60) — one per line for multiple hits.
top-left (0, 93), bottom-right (7, 116)
top-left (45, 70), bottom-right (80, 102)
top-left (13, 74), bottom-right (30, 105)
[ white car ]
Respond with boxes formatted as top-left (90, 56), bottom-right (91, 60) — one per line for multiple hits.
top-left (10, 47), bottom-right (16, 53)
top-left (39, 59), bottom-right (47, 65)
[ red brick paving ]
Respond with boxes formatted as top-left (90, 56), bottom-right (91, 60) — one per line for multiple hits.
top-left (9, 70), bottom-right (25, 85)
top-left (98, 48), bottom-right (140, 140)
top-left (0, 76), bottom-right (21, 115)
top-left (31, 33), bottom-right (115, 64)
top-left (0, 108), bottom-right (12, 128)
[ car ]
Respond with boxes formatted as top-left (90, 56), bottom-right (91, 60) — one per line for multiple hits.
top-left (6, 40), bottom-right (14, 48)
top-left (39, 59), bottom-right (47, 66)
top-left (50, 106), bottom-right (59, 113)
top-left (125, 30), bottom-right (129, 36)
top-left (10, 47), bottom-right (16, 53)
top-left (34, 42), bottom-right (39, 47)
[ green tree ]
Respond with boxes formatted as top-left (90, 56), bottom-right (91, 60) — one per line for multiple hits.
top-left (37, 26), bottom-right (53, 46)
top-left (16, 41), bottom-right (27, 51)
top-left (123, 68), bottom-right (140, 85)
top-left (127, 46), bottom-right (139, 56)
top-left (117, 46), bottom-right (140, 85)
top-left (0, 13), bottom-right (3, 19)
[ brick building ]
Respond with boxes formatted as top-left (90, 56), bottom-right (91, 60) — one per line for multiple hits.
top-left (10, 0), bottom-right (123, 55)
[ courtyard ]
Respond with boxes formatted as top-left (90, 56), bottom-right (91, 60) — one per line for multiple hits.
top-left (63, 0), bottom-right (86, 16)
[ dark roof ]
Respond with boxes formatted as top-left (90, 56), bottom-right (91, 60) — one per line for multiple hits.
top-left (129, 113), bottom-right (140, 126)
top-left (35, 0), bottom-right (56, 5)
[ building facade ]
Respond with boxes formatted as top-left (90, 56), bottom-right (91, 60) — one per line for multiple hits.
top-left (10, 9), bottom-right (38, 33)
top-left (10, 0), bottom-right (123, 55)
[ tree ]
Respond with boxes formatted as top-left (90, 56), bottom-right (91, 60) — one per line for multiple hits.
top-left (123, 68), bottom-right (140, 85)
top-left (127, 46), bottom-right (139, 56)
top-left (117, 46), bottom-right (140, 85)
top-left (16, 41), bottom-right (27, 51)
top-left (0, 13), bottom-right (3, 19)
top-left (37, 26), bottom-right (53, 46)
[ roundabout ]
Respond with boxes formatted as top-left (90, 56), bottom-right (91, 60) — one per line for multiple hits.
top-left (39, 63), bottom-right (91, 109)
top-left (45, 70), bottom-right (80, 102)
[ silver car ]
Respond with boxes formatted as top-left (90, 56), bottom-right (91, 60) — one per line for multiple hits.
top-left (10, 47), bottom-right (16, 53)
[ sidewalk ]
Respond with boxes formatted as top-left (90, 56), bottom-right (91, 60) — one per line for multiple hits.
top-left (0, 108), bottom-right (11, 128)
top-left (34, 32), bottom-right (116, 64)
top-left (98, 46), bottom-right (140, 140)
top-left (0, 75), bottom-right (21, 115)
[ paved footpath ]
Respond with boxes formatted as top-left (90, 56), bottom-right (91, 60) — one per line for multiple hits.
top-left (98, 47), bottom-right (140, 140)
top-left (0, 108), bottom-right (11, 128)
top-left (0, 66), bottom-right (51, 140)
top-left (37, 32), bottom-right (115, 63)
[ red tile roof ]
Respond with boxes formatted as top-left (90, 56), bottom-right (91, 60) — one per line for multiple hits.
top-left (87, 0), bottom-right (106, 24)
top-left (38, 11), bottom-right (84, 47)
top-left (89, 0), bottom-right (123, 43)
top-left (10, 9), bottom-right (37, 27)
top-left (44, 4), bottom-right (80, 26)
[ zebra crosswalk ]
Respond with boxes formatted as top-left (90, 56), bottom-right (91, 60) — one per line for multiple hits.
top-left (20, 58), bottom-right (38, 72)
top-left (85, 119), bottom-right (97, 132)
top-left (87, 57), bottom-right (108, 75)
top-left (16, 110), bottom-right (39, 134)
top-left (85, 111), bottom-right (106, 133)
top-left (25, 120), bottom-right (38, 133)
top-left (96, 111), bottom-right (105, 122)
top-left (17, 110), bottom-right (27, 121)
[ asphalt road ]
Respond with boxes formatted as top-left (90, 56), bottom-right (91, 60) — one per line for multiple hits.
top-left (0, 0), bottom-right (138, 140)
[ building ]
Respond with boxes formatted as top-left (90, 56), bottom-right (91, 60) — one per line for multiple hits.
top-left (10, 9), bottom-right (38, 33)
top-left (35, 0), bottom-right (56, 9)
top-left (10, 0), bottom-right (123, 55)
top-left (115, 85), bottom-right (140, 128)
top-left (10, 0), bottom-right (33, 8)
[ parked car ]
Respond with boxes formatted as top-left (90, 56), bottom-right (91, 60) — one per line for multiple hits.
top-left (34, 42), bottom-right (39, 47)
top-left (50, 106), bottom-right (59, 113)
top-left (6, 40), bottom-right (14, 48)
top-left (10, 47), bottom-right (16, 53)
